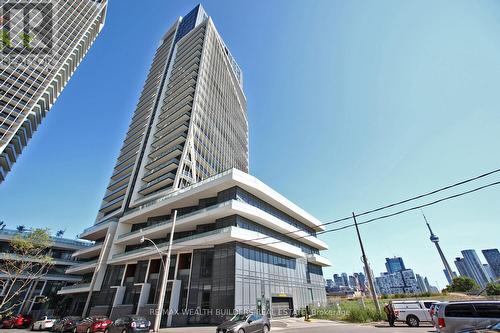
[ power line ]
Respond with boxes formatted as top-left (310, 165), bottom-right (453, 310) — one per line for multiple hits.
top-left (146, 179), bottom-right (500, 250)
top-left (214, 166), bottom-right (500, 244)
top-left (122, 169), bottom-right (500, 257)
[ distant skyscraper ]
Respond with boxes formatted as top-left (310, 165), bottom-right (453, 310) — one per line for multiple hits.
top-left (483, 264), bottom-right (496, 281)
top-left (333, 274), bottom-right (344, 287)
top-left (482, 249), bottom-right (500, 279)
top-left (461, 249), bottom-right (491, 288)
top-left (385, 257), bottom-right (406, 273)
top-left (455, 257), bottom-right (472, 278)
top-left (355, 272), bottom-right (367, 292)
top-left (348, 275), bottom-right (357, 289)
top-left (416, 274), bottom-right (427, 293)
top-left (341, 273), bottom-right (349, 287)
top-left (423, 213), bottom-right (456, 284)
top-left (443, 269), bottom-right (457, 284)
top-left (0, 0), bottom-right (108, 182)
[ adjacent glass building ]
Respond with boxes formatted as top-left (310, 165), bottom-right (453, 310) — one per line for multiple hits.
top-left (0, 0), bottom-right (107, 183)
top-left (60, 5), bottom-right (330, 327)
top-left (482, 249), bottom-right (500, 279)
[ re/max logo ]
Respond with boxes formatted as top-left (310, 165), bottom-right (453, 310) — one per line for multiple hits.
top-left (0, 2), bottom-right (53, 54)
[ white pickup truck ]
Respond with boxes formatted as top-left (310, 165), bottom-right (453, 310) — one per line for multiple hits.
top-left (392, 300), bottom-right (439, 327)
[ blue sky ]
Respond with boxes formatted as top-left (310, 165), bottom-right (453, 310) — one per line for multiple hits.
top-left (1, 0), bottom-right (500, 288)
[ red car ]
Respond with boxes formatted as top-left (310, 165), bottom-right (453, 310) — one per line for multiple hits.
top-left (75, 316), bottom-right (112, 333)
top-left (2, 314), bottom-right (32, 328)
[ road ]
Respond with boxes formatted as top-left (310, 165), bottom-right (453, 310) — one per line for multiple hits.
top-left (2, 322), bottom-right (437, 333)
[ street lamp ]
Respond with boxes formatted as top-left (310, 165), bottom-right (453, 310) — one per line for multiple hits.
top-left (139, 210), bottom-right (177, 332)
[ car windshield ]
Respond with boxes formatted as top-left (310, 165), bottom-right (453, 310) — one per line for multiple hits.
top-left (229, 314), bottom-right (248, 322)
top-left (129, 316), bottom-right (146, 321)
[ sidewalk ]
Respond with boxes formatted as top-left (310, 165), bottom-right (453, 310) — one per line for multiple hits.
top-left (156, 317), bottom-right (343, 332)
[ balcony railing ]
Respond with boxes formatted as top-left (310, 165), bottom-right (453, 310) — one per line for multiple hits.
top-left (117, 200), bottom-right (233, 241)
top-left (113, 226), bottom-right (233, 260)
top-left (125, 169), bottom-right (233, 216)
top-left (59, 282), bottom-right (90, 291)
top-left (0, 229), bottom-right (91, 247)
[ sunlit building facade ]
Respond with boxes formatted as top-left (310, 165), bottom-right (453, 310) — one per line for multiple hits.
top-left (0, 0), bottom-right (107, 183)
top-left (61, 5), bottom-right (329, 327)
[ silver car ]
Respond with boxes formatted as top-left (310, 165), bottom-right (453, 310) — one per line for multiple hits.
top-left (436, 301), bottom-right (500, 333)
top-left (216, 314), bottom-right (270, 333)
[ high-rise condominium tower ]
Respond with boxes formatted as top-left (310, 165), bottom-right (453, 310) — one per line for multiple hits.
top-left (63, 5), bottom-right (329, 326)
top-left (96, 4), bottom-right (248, 221)
top-left (0, 0), bottom-right (107, 183)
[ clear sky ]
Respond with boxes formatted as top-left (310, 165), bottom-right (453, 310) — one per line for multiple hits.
top-left (1, 0), bottom-right (500, 289)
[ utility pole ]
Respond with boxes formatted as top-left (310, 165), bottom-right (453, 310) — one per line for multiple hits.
top-left (82, 230), bottom-right (112, 317)
top-left (153, 209), bottom-right (177, 332)
top-left (352, 212), bottom-right (381, 313)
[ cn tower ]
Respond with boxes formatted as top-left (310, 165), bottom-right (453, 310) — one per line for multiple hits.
top-left (422, 211), bottom-right (455, 284)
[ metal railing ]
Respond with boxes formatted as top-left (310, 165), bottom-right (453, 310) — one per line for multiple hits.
top-left (112, 226), bottom-right (233, 260)
top-left (117, 200), bottom-right (233, 240)
top-left (125, 168), bottom-right (234, 216)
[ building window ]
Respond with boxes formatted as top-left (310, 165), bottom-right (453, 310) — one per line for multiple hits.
top-left (200, 252), bottom-right (213, 278)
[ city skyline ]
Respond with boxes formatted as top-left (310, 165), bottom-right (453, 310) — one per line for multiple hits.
top-left (1, 0), bottom-right (500, 290)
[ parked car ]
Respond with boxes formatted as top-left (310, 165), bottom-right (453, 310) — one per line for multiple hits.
top-left (458, 321), bottom-right (500, 332)
top-left (430, 303), bottom-right (443, 326)
top-left (392, 300), bottom-right (438, 327)
top-left (52, 317), bottom-right (81, 332)
top-left (32, 316), bottom-right (58, 331)
top-left (75, 317), bottom-right (112, 333)
top-left (104, 316), bottom-right (150, 333)
top-left (2, 314), bottom-right (33, 328)
top-left (436, 301), bottom-right (500, 333)
top-left (216, 313), bottom-right (270, 333)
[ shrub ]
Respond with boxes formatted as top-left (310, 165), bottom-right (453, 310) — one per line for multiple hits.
top-left (485, 282), bottom-right (500, 296)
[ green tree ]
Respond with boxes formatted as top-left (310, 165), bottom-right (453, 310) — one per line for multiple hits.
top-left (19, 32), bottom-right (33, 49)
top-left (0, 29), bottom-right (12, 50)
top-left (446, 276), bottom-right (479, 292)
top-left (0, 229), bottom-right (54, 315)
top-left (485, 282), bottom-right (500, 296)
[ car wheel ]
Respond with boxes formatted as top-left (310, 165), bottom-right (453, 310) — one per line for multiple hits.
top-left (263, 325), bottom-right (269, 333)
top-left (10, 323), bottom-right (15, 329)
top-left (73, 328), bottom-right (77, 333)
top-left (31, 324), bottom-right (35, 331)
top-left (238, 329), bottom-right (245, 333)
top-left (86, 328), bottom-right (91, 333)
top-left (122, 330), bottom-right (126, 333)
top-left (104, 329), bottom-right (109, 333)
top-left (406, 315), bottom-right (420, 327)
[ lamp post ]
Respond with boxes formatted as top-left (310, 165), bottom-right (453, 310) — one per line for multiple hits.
top-left (140, 210), bottom-right (177, 332)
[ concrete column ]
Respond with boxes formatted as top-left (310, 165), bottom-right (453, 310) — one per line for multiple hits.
top-left (166, 280), bottom-right (181, 327)
top-left (112, 286), bottom-right (126, 307)
top-left (136, 283), bottom-right (151, 315)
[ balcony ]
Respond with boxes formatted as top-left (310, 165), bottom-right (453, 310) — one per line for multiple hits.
top-left (72, 242), bottom-right (103, 259)
top-left (0, 252), bottom-right (80, 266)
top-left (65, 259), bottom-right (97, 274)
top-left (115, 200), bottom-right (234, 245)
top-left (306, 254), bottom-right (331, 267)
top-left (148, 134), bottom-right (187, 160)
top-left (99, 194), bottom-right (125, 214)
top-left (57, 283), bottom-right (92, 295)
top-left (110, 226), bottom-right (304, 264)
top-left (146, 145), bottom-right (183, 170)
top-left (138, 172), bottom-right (175, 196)
top-left (78, 219), bottom-right (115, 241)
top-left (142, 158), bottom-right (179, 183)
